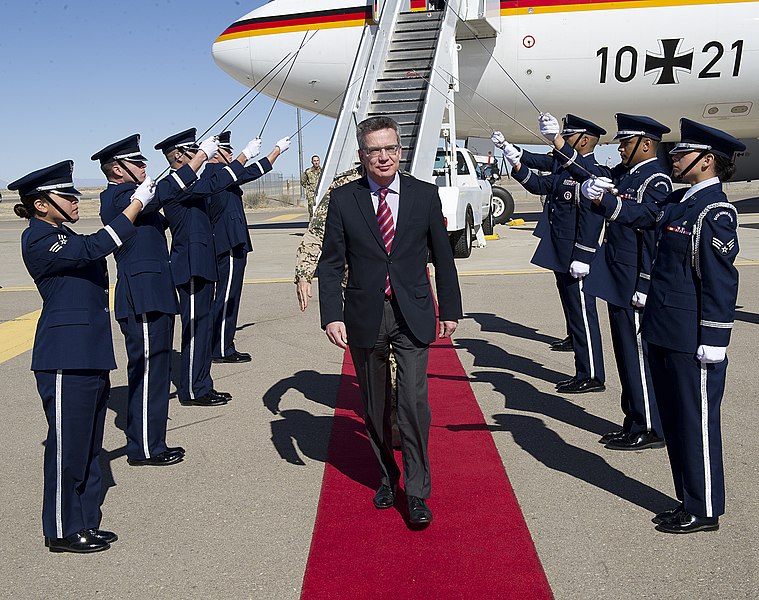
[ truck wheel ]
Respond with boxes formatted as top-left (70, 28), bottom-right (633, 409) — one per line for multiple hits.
top-left (451, 209), bottom-right (473, 258)
top-left (491, 187), bottom-right (515, 224)
top-left (482, 196), bottom-right (495, 236)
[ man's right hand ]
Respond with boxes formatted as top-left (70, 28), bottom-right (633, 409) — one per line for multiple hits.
top-left (198, 136), bottom-right (219, 160)
top-left (325, 321), bottom-right (348, 349)
top-left (131, 176), bottom-right (156, 209)
top-left (296, 280), bottom-right (312, 312)
top-left (581, 176), bottom-right (615, 202)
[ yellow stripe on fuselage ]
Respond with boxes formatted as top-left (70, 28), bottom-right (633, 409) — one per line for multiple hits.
top-left (215, 18), bottom-right (367, 42)
top-left (500, 0), bottom-right (754, 16)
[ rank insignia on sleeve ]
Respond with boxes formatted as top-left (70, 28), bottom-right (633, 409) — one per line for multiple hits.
top-left (711, 237), bottom-right (735, 255)
top-left (48, 234), bottom-right (68, 253)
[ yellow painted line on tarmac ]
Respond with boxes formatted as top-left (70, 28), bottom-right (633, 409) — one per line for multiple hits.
top-left (266, 213), bottom-right (303, 222)
top-left (0, 309), bottom-right (40, 364)
top-left (0, 285), bottom-right (37, 293)
top-left (243, 278), bottom-right (293, 285)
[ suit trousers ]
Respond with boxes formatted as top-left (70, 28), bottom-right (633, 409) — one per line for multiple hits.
top-left (554, 272), bottom-right (571, 338)
top-left (608, 304), bottom-right (661, 435)
top-left (118, 311), bottom-right (175, 460)
top-left (556, 272), bottom-right (605, 382)
top-left (177, 277), bottom-right (215, 402)
top-left (212, 246), bottom-right (247, 358)
top-left (648, 343), bottom-right (727, 518)
top-left (350, 297), bottom-right (432, 498)
top-left (35, 369), bottom-right (109, 538)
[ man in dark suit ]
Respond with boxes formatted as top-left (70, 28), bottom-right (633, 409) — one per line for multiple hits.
top-left (318, 116), bottom-right (463, 525)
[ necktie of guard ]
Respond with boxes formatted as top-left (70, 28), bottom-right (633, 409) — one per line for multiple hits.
top-left (376, 187), bottom-right (394, 298)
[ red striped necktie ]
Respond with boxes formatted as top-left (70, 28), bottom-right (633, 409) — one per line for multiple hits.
top-left (376, 187), bottom-right (395, 298)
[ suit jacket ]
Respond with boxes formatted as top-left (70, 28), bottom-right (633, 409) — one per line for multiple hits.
top-left (318, 174), bottom-right (463, 348)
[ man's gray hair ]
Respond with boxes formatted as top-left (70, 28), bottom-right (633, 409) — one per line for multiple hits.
top-left (356, 116), bottom-right (401, 149)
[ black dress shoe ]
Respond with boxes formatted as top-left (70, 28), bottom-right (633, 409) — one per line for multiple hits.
top-left (45, 529), bottom-right (110, 553)
top-left (550, 336), bottom-right (574, 352)
top-left (652, 503), bottom-right (684, 525)
top-left (556, 377), bottom-right (605, 394)
top-left (655, 510), bottom-right (719, 534)
top-left (127, 449), bottom-right (184, 466)
top-left (555, 376), bottom-right (576, 388)
top-left (166, 446), bottom-right (186, 455)
top-left (599, 430), bottom-right (626, 444)
top-left (212, 351), bottom-right (252, 364)
top-left (211, 389), bottom-right (232, 399)
top-left (605, 430), bottom-right (665, 451)
top-left (179, 392), bottom-right (229, 407)
top-left (87, 529), bottom-right (118, 544)
top-left (408, 496), bottom-right (433, 525)
top-left (373, 484), bottom-right (396, 509)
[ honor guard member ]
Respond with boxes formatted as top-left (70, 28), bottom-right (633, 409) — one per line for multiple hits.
top-left (582, 119), bottom-right (744, 534)
top-left (583, 115), bottom-right (673, 451)
top-left (493, 114), bottom-right (607, 393)
top-left (207, 131), bottom-right (290, 363)
top-left (11, 160), bottom-right (154, 553)
top-left (300, 155), bottom-right (322, 220)
top-left (92, 134), bottom-right (205, 466)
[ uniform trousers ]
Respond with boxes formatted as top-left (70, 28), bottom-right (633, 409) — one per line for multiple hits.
top-left (648, 343), bottom-right (727, 518)
top-left (608, 304), bottom-right (661, 435)
top-left (118, 311), bottom-right (174, 459)
top-left (554, 272), bottom-right (571, 338)
top-left (349, 297), bottom-right (431, 498)
top-left (177, 277), bottom-right (215, 402)
top-left (35, 369), bottom-right (109, 539)
top-left (555, 272), bottom-right (605, 382)
top-left (212, 246), bottom-right (247, 358)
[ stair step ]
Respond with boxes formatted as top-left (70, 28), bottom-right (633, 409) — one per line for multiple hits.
top-left (389, 38), bottom-right (439, 52)
top-left (373, 87), bottom-right (427, 102)
top-left (380, 66), bottom-right (431, 79)
top-left (392, 29), bottom-right (438, 42)
top-left (388, 47), bottom-right (435, 61)
top-left (368, 99), bottom-right (425, 113)
top-left (397, 11), bottom-right (444, 23)
top-left (375, 77), bottom-right (428, 91)
top-left (383, 58), bottom-right (434, 72)
top-left (395, 20), bottom-right (441, 33)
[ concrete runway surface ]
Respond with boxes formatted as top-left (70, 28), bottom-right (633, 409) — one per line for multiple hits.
top-left (0, 185), bottom-right (757, 599)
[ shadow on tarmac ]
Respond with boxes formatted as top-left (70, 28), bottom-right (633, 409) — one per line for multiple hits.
top-left (468, 312), bottom-right (564, 346)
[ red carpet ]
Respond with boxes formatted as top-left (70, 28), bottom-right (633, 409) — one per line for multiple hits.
top-left (300, 336), bottom-right (554, 600)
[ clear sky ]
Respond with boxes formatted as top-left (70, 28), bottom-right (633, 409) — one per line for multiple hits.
top-left (0, 0), bottom-right (334, 185)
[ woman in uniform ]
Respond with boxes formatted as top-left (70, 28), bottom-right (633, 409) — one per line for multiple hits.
top-left (582, 119), bottom-right (745, 534)
top-left (10, 160), bottom-right (154, 553)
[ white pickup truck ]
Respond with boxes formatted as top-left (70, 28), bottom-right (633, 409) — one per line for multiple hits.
top-left (433, 146), bottom-right (493, 258)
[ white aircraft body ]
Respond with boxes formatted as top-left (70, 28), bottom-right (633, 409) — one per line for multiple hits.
top-left (212, 0), bottom-right (759, 176)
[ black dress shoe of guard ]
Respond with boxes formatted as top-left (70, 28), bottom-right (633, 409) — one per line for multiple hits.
top-left (166, 446), bottom-right (186, 456)
top-left (180, 392), bottom-right (229, 407)
top-left (212, 351), bottom-right (252, 364)
top-left (87, 529), bottom-right (118, 544)
top-left (408, 496), bottom-right (433, 525)
top-left (599, 430), bottom-right (626, 444)
top-left (652, 503), bottom-right (684, 525)
top-left (655, 511), bottom-right (719, 534)
top-left (605, 430), bottom-right (665, 451)
top-left (211, 389), bottom-right (232, 399)
top-left (127, 449), bottom-right (185, 466)
top-left (550, 336), bottom-right (573, 352)
top-left (373, 484), bottom-right (396, 509)
top-left (555, 376), bottom-right (576, 388)
top-left (556, 377), bottom-right (605, 394)
top-left (45, 529), bottom-right (110, 553)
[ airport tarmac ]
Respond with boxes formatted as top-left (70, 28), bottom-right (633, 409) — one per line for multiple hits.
top-left (0, 187), bottom-right (757, 599)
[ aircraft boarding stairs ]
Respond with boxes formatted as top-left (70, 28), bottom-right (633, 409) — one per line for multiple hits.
top-left (314, 0), bottom-right (471, 204)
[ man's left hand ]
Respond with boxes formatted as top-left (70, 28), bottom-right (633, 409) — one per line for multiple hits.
top-left (439, 320), bottom-right (458, 338)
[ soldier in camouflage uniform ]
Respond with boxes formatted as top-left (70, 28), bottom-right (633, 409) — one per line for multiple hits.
top-left (295, 165), bottom-right (401, 446)
top-left (300, 155), bottom-right (322, 220)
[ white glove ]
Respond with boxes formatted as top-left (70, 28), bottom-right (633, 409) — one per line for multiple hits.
top-left (631, 291), bottom-right (647, 308)
top-left (539, 113), bottom-right (561, 142)
top-left (569, 260), bottom-right (590, 279)
top-left (491, 130), bottom-right (507, 149)
top-left (276, 137), bottom-right (291, 153)
top-left (131, 176), bottom-right (156, 209)
top-left (242, 138), bottom-right (262, 161)
top-left (502, 142), bottom-right (523, 168)
top-left (198, 136), bottom-right (219, 160)
top-left (696, 345), bottom-right (726, 364)
top-left (581, 176), bottom-right (615, 201)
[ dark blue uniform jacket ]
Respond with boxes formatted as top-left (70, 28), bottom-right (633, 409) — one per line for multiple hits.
top-left (22, 214), bottom-right (136, 371)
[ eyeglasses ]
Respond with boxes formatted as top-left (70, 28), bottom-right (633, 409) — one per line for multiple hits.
top-left (362, 145), bottom-right (401, 158)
